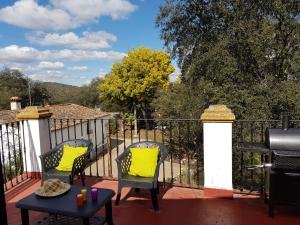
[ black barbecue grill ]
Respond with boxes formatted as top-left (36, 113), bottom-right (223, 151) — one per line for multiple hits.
top-left (238, 113), bottom-right (300, 217)
top-left (266, 128), bottom-right (300, 173)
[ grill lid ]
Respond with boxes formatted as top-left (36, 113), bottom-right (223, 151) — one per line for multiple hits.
top-left (266, 128), bottom-right (300, 151)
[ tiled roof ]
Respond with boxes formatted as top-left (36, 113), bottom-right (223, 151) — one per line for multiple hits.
top-left (0, 110), bottom-right (20, 124)
top-left (0, 104), bottom-right (110, 124)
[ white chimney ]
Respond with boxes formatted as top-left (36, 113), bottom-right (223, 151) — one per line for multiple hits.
top-left (10, 96), bottom-right (22, 110)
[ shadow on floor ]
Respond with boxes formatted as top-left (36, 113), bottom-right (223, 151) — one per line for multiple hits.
top-left (5, 177), bottom-right (300, 225)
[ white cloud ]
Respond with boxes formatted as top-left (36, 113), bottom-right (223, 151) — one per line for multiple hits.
top-left (69, 66), bottom-right (88, 71)
top-left (0, 45), bottom-right (126, 63)
top-left (0, 0), bottom-right (137, 30)
top-left (45, 70), bottom-right (64, 78)
top-left (29, 70), bottom-right (89, 85)
top-left (37, 61), bottom-right (64, 69)
top-left (0, 45), bottom-right (39, 63)
top-left (26, 31), bottom-right (117, 49)
top-left (0, 0), bottom-right (75, 30)
top-left (51, 0), bottom-right (137, 22)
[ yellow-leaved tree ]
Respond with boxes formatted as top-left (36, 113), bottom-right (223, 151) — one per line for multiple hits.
top-left (99, 47), bottom-right (175, 133)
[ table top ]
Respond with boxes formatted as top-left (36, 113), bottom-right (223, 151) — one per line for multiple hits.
top-left (15, 185), bottom-right (115, 218)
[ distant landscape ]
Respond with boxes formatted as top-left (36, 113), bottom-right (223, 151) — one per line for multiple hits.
top-left (0, 69), bottom-right (102, 110)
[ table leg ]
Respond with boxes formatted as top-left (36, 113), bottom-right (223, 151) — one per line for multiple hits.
top-left (83, 218), bottom-right (90, 225)
top-left (105, 200), bottom-right (114, 225)
top-left (21, 209), bottom-right (29, 225)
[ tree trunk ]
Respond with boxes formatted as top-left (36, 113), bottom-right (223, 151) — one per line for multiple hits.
top-left (133, 103), bottom-right (138, 137)
top-left (141, 107), bottom-right (149, 131)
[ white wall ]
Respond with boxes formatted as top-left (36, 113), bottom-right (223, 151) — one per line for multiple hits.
top-left (203, 122), bottom-right (233, 190)
top-left (50, 119), bottom-right (108, 152)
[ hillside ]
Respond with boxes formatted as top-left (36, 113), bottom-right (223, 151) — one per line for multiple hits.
top-left (41, 82), bottom-right (82, 105)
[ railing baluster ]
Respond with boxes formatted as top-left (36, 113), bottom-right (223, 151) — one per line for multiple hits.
top-left (138, 119), bottom-right (141, 143)
top-left (250, 122), bottom-right (254, 190)
top-left (87, 120), bottom-right (91, 176)
top-left (17, 122), bottom-right (24, 181)
top-left (54, 119), bottom-right (57, 146)
top-left (154, 120), bottom-right (157, 142)
top-left (60, 119), bottom-right (63, 142)
top-left (5, 124), bottom-right (14, 186)
top-left (169, 121), bottom-right (173, 184)
top-left (80, 119), bottom-right (83, 137)
top-left (108, 120), bottom-right (112, 177)
top-left (187, 120), bottom-right (191, 186)
top-left (67, 119), bottom-right (70, 140)
top-left (240, 121), bottom-right (244, 190)
top-left (94, 119), bottom-right (98, 177)
top-left (130, 119), bottom-right (133, 145)
top-left (115, 120), bottom-right (119, 156)
top-left (87, 120), bottom-right (90, 140)
top-left (0, 125), bottom-right (7, 191)
top-left (101, 119), bottom-right (105, 176)
top-left (161, 120), bottom-right (166, 184)
top-left (21, 121), bottom-right (28, 179)
top-left (178, 121), bottom-right (182, 184)
top-left (73, 119), bottom-right (77, 139)
top-left (122, 120), bottom-right (126, 151)
top-left (145, 119), bottom-right (148, 141)
top-left (0, 127), bottom-right (7, 224)
top-left (11, 123), bottom-right (19, 183)
top-left (48, 119), bottom-right (52, 149)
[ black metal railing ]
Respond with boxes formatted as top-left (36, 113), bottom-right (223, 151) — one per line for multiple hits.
top-left (48, 118), bottom-right (204, 188)
top-left (232, 119), bottom-right (300, 192)
top-left (0, 121), bottom-right (28, 192)
top-left (0, 120), bottom-right (29, 225)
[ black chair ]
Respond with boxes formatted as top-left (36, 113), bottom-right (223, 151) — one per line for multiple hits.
top-left (40, 139), bottom-right (93, 185)
top-left (115, 141), bottom-right (169, 210)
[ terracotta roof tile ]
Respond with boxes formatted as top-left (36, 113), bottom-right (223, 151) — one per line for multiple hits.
top-left (0, 104), bottom-right (111, 125)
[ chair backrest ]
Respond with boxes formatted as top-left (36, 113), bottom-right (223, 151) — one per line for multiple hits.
top-left (53, 139), bottom-right (94, 160)
top-left (125, 141), bottom-right (169, 163)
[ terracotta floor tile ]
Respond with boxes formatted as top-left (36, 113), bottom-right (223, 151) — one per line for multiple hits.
top-left (5, 177), bottom-right (300, 225)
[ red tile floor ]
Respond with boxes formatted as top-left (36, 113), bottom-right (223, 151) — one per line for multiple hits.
top-left (5, 177), bottom-right (300, 225)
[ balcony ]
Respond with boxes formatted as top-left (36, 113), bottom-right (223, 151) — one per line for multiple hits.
top-left (5, 177), bottom-right (300, 225)
top-left (1, 105), bottom-right (300, 225)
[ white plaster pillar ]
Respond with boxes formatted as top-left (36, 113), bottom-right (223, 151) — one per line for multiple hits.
top-left (201, 105), bottom-right (235, 195)
top-left (17, 107), bottom-right (52, 174)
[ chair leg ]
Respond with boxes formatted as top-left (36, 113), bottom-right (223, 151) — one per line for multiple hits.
top-left (81, 173), bottom-right (85, 186)
top-left (151, 189), bottom-right (159, 211)
top-left (115, 184), bottom-right (122, 206)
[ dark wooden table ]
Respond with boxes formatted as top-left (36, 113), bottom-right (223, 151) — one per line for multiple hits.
top-left (15, 185), bottom-right (115, 225)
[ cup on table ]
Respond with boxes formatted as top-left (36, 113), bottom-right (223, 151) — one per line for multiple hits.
top-left (76, 194), bottom-right (84, 207)
top-left (91, 188), bottom-right (98, 201)
top-left (81, 189), bottom-right (87, 202)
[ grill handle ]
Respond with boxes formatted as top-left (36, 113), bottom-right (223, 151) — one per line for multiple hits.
top-left (247, 163), bottom-right (272, 170)
top-left (282, 111), bottom-right (289, 130)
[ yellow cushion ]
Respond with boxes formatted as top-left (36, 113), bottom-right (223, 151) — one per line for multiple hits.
top-left (128, 147), bottom-right (159, 177)
top-left (56, 145), bottom-right (88, 171)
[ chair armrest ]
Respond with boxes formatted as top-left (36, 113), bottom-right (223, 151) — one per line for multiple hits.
top-left (116, 151), bottom-right (131, 177)
top-left (72, 152), bottom-right (90, 175)
top-left (39, 149), bottom-right (62, 172)
top-left (153, 147), bottom-right (170, 184)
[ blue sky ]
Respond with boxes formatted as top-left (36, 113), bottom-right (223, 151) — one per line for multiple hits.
top-left (0, 0), bottom-right (178, 86)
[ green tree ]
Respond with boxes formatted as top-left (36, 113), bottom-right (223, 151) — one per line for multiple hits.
top-left (157, 0), bottom-right (300, 84)
top-left (0, 69), bottom-right (50, 109)
top-left (79, 77), bottom-right (103, 108)
top-left (99, 47), bottom-right (175, 123)
top-left (156, 0), bottom-right (300, 119)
